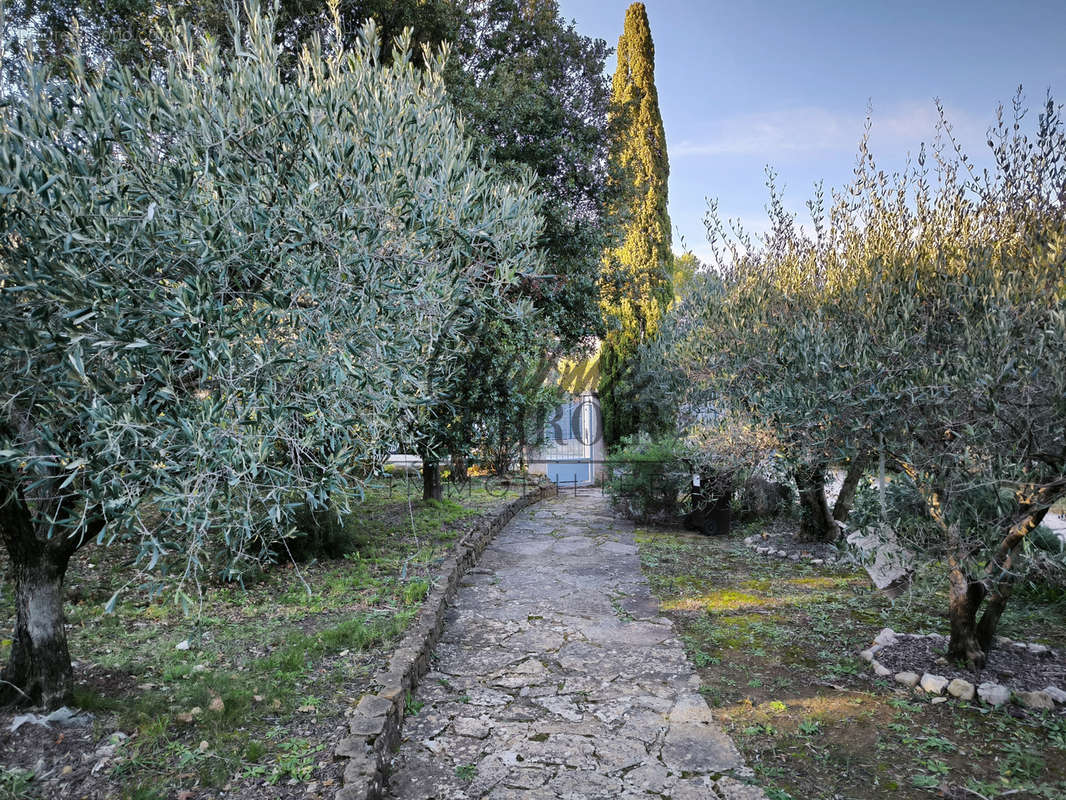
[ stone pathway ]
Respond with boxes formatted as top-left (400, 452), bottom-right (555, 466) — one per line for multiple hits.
top-left (386, 490), bottom-right (764, 799)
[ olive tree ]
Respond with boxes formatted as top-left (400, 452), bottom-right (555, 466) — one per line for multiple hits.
top-left (869, 99), bottom-right (1066, 667)
top-left (0, 4), bottom-right (544, 707)
top-left (681, 95), bottom-right (1065, 668)
top-left (673, 188), bottom-right (875, 542)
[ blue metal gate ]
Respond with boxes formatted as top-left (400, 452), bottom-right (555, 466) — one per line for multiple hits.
top-left (539, 399), bottom-right (599, 486)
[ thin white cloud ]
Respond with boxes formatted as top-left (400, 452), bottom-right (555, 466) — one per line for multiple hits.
top-left (673, 103), bottom-right (987, 159)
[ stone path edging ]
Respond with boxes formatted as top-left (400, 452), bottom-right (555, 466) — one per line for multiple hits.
top-left (861, 627), bottom-right (1066, 711)
top-left (742, 534), bottom-right (845, 567)
top-left (332, 483), bottom-right (558, 800)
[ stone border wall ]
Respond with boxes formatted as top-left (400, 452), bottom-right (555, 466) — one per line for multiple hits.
top-left (333, 482), bottom-right (558, 800)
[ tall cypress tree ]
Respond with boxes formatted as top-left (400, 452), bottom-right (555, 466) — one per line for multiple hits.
top-left (599, 2), bottom-right (672, 446)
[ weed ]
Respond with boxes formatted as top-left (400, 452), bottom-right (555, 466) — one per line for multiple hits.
top-left (244, 741), bottom-right (266, 762)
top-left (1001, 740), bottom-right (1046, 782)
top-left (405, 691), bottom-right (424, 716)
top-left (455, 764), bottom-right (477, 782)
top-left (743, 722), bottom-right (778, 737)
top-left (403, 578), bottom-right (431, 605)
top-left (270, 740), bottom-right (325, 785)
top-left (124, 787), bottom-right (166, 800)
top-left (0, 768), bottom-right (35, 800)
top-left (610, 593), bottom-right (635, 622)
top-left (917, 729), bottom-right (956, 754)
top-left (910, 773), bottom-right (939, 789)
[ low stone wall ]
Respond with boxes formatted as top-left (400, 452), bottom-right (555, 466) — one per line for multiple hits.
top-left (333, 482), bottom-right (557, 800)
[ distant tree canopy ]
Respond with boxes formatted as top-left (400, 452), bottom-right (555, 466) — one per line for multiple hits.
top-left (451, 0), bottom-right (610, 348)
top-left (2, 0), bottom-right (467, 75)
top-left (0, 7), bottom-right (544, 708)
top-left (671, 252), bottom-right (701, 300)
top-left (400, 0), bottom-right (611, 498)
top-left (599, 1), bottom-right (672, 447)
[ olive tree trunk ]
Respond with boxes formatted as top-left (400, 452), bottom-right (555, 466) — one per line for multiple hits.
top-left (832, 456), bottom-right (867, 525)
top-left (946, 565), bottom-right (988, 669)
top-left (422, 461), bottom-right (442, 502)
top-left (1, 490), bottom-right (86, 709)
top-left (795, 463), bottom-right (837, 542)
top-left (947, 501), bottom-right (1052, 669)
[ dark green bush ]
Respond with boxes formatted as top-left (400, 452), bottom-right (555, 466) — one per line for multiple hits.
top-left (604, 436), bottom-right (688, 522)
top-left (735, 476), bottom-right (793, 520)
top-left (282, 504), bottom-right (369, 562)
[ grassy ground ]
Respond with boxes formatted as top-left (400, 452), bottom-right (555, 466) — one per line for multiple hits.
top-left (636, 518), bottom-right (1066, 800)
top-left (0, 475), bottom-right (528, 800)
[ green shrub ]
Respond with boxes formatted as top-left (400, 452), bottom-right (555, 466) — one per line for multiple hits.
top-left (604, 436), bottom-right (688, 522)
top-left (849, 474), bottom-right (932, 546)
top-left (282, 504), bottom-right (369, 562)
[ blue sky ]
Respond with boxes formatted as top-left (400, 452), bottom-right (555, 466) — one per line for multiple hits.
top-left (556, 0), bottom-right (1066, 265)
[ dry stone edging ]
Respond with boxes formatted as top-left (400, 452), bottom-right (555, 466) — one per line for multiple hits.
top-left (860, 627), bottom-right (1066, 711)
top-left (332, 483), bottom-right (558, 800)
top-left (742, 534), bottom-right (845, 567)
